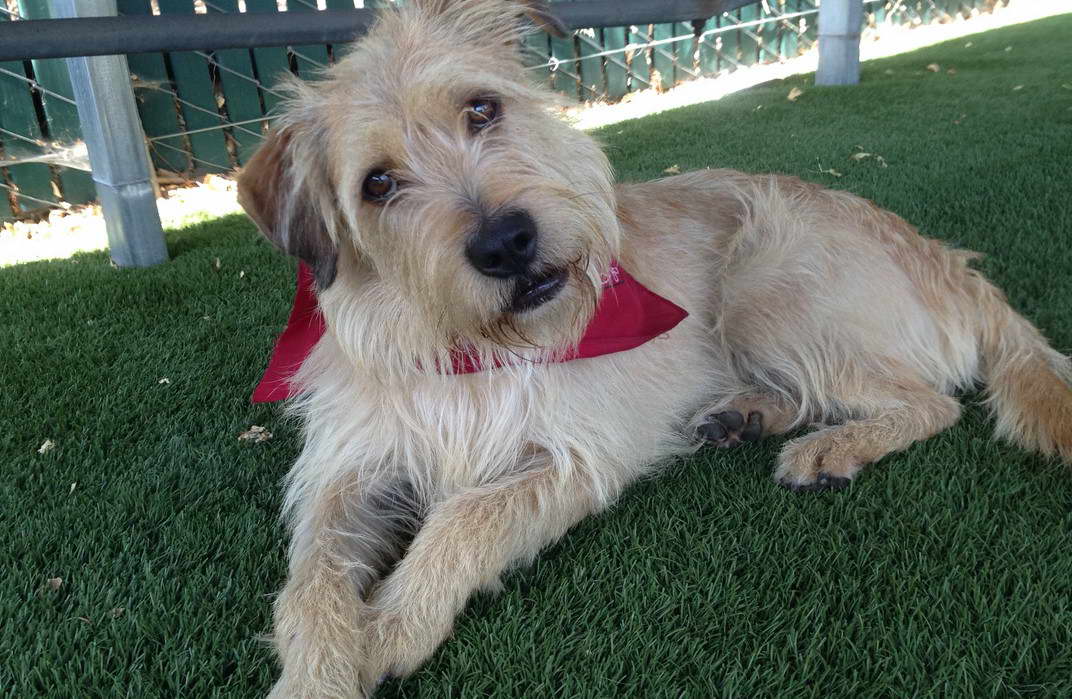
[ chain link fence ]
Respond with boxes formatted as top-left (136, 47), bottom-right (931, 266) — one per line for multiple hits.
top-left (0, 0), bottom-right (1006, 221)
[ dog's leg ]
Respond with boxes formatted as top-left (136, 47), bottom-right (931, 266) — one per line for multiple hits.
top-left (696, 392), bottom-right (797, 448)
top-left (773, 380), bottom-right (961, 492)
top-left (270, 475), bottom-right (417, 699)
top-left (362, 464), bottom-right (600, 682)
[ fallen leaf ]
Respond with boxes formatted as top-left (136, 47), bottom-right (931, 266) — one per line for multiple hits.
top-left (926, 63), bottom-right (940, 73)
top-left (238, 425), bottom-right (274, 443)
top-left (158, 377), bottom-right (170, 385)
top-left (663, 165), bottom-right (681, 175)
top-left (787, 87), bottom-right (804, 102)
top-left (47, 577), bottom-right (63, 591)
top-left (37, 439), bottom-right (56, 455)
top-left (110, 607), bottom-right (125, 618)
top-left (1012, 85), bottom-right (1023, 91)
top-left (850, 152), bottom-right (889, 168)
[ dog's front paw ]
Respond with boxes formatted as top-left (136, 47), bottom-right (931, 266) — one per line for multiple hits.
top-left (774, 431), bottom-right (859, 492)
top-left (699, 410), bottom-right (763, 448)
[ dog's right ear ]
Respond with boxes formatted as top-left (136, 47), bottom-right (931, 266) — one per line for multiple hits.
top-left (237, 129), bottom-right (338, 289)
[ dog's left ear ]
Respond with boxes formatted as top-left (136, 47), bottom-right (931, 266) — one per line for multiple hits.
top-left (237, 128), bottom-right (339, 289)
top-left (515, 0), bottom-right (568, 37)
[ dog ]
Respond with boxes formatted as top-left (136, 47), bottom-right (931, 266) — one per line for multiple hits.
top-left (235, 0), bottom-right (1072, 695)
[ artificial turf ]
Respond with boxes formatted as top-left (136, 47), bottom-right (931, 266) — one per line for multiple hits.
top-left (3, 14), bottom-right (1071, 698)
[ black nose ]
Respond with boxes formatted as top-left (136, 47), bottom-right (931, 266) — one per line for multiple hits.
top-left (466, 210), bottom-right (538, 278)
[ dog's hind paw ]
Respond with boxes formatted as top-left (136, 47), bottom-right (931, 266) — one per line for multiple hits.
top-left (699, 410), bottom-right (763, 448)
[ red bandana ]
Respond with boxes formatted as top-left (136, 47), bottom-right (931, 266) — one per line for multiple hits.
top-left (252, 261), bottom-right (688, 402)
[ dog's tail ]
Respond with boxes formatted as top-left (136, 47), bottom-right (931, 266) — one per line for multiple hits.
top-left (974, 276), bottom-right (1072, 463)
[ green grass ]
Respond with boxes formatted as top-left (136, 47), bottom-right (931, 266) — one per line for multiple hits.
top-left (3, 15), bottom-right (1072, 698)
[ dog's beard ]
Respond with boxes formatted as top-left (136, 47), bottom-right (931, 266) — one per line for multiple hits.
top-left (475, 253), bottom-right (599, 355)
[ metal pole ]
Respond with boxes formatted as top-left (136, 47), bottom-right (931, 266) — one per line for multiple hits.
top-left (51, 0), bottom-right (168, 267)
top-left (816, 0), bottom-right (863, 86)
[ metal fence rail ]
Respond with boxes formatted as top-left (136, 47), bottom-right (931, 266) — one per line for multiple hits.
top-left (0, 0), bottom-right (1002, 222)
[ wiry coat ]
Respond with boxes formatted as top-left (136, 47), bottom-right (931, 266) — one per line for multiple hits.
top-left (235, 1), bottom-right (1072, 696)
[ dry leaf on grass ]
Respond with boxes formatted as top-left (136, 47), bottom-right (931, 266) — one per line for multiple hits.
top-left (110, 607), bottom-right (125, 618)
top-left (238, 425), bottom-right (273, 443)
top-left (37, 439), bottom-right (56, 455)
top-left (663, 165), bottom-right (681, 175)
top-left (926, 63), bottom-right (941, 73)
top-left (47, 577), bottom-right (63, 591)
top-left (787, 87), bottom-right (804, 102)
top-left (850, 151), bottom-right (889, 168)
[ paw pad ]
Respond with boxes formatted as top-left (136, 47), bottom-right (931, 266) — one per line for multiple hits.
top-left (699, 410), bottom-right (763, 448)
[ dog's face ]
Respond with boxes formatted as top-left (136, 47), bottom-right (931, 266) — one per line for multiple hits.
top-left (238, 0), bottom-right (620, 372)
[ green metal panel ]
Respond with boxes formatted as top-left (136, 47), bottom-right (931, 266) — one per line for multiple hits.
top-left (721, 10), bottom-right (741, 72)
top-left (577, 31), bottom-right (604, 101)
top-left (627, 24), bottom-right (651, 89)
top-left (602, 27), bottom-right (629, 100)
top-left (206, 0), bottom-right (267, 165)
top-left (286, 0), bottom-right (331, 77)
top-left (523, 33), bottom-right (553, 90)
top-left (157, 0), bottom-right (233, 172)
top-left (549, 31), bottom-right (578, 98)
top-left (674, 21), bottom-right (694, 85)
top-left (18, 0), bottom-right (95, 206)
top-left (325, 0), bottom-right (359, 64)
top-left (738, 2), bottom-right (760, 67)
top-left (245, 0), bottom-right (296, 114)
top-left (652, 23), bottom-right (675, 91)
top-left (699, 18), bottom-right (719, 76)
top-left (0, 13), bottom-right (56, 214)
top-left (116, 0), bottom-right (191, 174)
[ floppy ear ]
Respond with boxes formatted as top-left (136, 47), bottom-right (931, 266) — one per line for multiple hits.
top-left (237, 129), bottom-right (338, 289)
top-left (516, 0), bottom-right (568, 37)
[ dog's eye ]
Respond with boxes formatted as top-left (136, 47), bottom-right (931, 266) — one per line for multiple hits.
top-left (466, 98), bottom-right (500, 132)
top-left (362, 170), bottom-right (397, 203)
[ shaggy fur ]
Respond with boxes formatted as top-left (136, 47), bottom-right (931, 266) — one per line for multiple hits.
top-left (236, 1), bottom-right (1072, 696)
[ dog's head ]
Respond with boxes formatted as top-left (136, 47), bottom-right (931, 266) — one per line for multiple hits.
top-left (238, 0), bottom-right (620, 374)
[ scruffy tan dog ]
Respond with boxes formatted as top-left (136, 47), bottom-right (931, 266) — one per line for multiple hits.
top-left (237, 0), bottom-right (1072, 696)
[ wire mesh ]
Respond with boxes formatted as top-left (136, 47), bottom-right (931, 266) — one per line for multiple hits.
top-left (0, 0), bottom-right (1005, 221)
